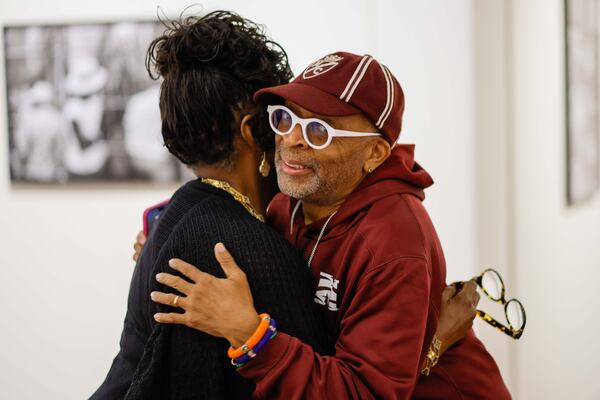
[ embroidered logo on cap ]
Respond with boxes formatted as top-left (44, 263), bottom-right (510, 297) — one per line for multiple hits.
top-left (302, 54), bottom-right (343, 79)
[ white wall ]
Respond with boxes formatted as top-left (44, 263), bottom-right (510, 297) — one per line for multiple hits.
top-left (0, 1), bottom-right (477, 398)
top-left (473, 0), bottom-right (517, 391)
top-left (509, 1), bottom-right (600, 398)
top-left (476, 1), bottom-right (600, 399)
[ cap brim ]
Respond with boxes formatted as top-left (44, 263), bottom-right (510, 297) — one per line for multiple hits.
top-left (254, 82), bottom-right (361, 117)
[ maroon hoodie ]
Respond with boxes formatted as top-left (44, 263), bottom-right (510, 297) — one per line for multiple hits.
top-left (238, 145), bottom-right (510, 399)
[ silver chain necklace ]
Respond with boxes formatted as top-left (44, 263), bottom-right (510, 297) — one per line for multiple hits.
top-left (290, 201), bottom-right (338, 268)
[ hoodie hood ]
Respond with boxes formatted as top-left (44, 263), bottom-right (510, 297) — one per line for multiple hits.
top-left (297, 144), bottom-right (434, 236)
top-left (355, 144), bottom-right (432, 197)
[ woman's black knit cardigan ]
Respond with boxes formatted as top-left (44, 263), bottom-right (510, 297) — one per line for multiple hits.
top-left (90, 180), bottom-right (329, 400)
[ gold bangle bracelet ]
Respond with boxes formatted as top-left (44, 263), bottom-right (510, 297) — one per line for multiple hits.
top-left (421, 335), bottom-right (442, 376)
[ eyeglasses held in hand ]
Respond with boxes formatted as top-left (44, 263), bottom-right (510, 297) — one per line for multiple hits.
top-left (457, 268), bottom-right (526, 339)
top-left (267, 105), bottom-right (382, 150)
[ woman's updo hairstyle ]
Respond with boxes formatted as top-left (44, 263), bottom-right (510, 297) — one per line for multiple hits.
top-left (146, 10), bottom-right (293, 165)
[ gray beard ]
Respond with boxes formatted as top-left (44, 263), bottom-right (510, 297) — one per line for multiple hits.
top-left (275, 158), bottom-right (323, 201)
top-left (274, 146), bottom-right (327, 202)
top-left (274, 144), bottom-right (364, 206)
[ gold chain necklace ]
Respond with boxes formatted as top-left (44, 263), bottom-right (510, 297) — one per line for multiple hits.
top-left (201, 178), bottom-right (265, 223)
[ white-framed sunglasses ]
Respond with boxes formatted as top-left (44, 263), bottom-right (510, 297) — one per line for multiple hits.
top-left (267, 105), bottom-right (382, 150)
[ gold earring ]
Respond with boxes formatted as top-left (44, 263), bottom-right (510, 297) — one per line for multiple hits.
top-left (365, 166), bottom-right (373, 174)
top-left (259, 152), bottom-right (271, 177)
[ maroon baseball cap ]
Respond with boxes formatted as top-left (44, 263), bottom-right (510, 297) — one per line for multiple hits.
top-left (254, 51), bottom-right (405, 145)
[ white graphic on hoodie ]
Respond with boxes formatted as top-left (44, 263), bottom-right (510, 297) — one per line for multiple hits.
top-left (314, 272), bottom-right (340, 311)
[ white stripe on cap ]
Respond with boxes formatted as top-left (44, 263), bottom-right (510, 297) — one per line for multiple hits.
top-left (377, 65), bottom-right (395, 128)
top-left (339, 55), bottom-right (370, 101)
top-left (343, 57), bottom-right (374, 102)
top-left (376, 62), bottom-right (392, 128)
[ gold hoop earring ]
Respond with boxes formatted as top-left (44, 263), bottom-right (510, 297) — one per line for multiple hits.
top-left (259, 152), bottom-right (271, 177)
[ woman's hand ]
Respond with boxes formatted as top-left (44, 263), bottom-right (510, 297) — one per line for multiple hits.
top-left (435, 281), bottom-right (480, 355)
top-left (150, 243), bottom-right (261, 348)
top-left (132, 230), bottom-right (146, 262)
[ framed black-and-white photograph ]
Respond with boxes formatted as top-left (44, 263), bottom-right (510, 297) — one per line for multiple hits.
top-left (565, 0), bottom-right (600, 204)
top-left (4, 20), bottom-right (185, 184)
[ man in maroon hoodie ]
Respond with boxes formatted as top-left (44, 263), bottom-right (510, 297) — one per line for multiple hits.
top-left (153, 52), bottom-right (511, 399)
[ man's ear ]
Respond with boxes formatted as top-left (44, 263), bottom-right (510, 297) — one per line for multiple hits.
top-left (363, 138), bottom-right (391, 173)
top-left (239, 114), bottom-right (260, 152)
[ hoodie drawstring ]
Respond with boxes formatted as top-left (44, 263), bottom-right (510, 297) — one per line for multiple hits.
top-left (290, 200), bottom-right (338, 268)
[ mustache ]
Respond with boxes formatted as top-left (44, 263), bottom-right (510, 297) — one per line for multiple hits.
top-left (275, 147), bottom-right (319, 170)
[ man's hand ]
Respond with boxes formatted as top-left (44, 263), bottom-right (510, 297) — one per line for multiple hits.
top-left (150, 243), bottom-right (261, 348)
top-left (132, 230), bottom-right (146, 262)
top-left (435, 280), bottom-right (480, 355)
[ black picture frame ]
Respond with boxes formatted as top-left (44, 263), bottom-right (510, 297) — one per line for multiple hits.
top-left (3, 19), bottom-right (185, 185)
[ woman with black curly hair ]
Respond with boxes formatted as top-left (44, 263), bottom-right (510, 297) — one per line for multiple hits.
top-left (90, 10), bottom-right (478, 400)
top-left (90, 11), bottom-right (330, 400)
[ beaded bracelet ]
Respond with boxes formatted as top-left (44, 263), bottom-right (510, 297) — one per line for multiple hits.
top-left (232, 333), bottom-right (278, 368)
top-left (232, 318), bottom-right (277, 366)
top-left (227, 313), bottom-right (271, 359)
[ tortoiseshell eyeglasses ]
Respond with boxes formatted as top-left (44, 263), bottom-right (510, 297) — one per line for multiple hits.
top-left (459, 268), bottom-right (526, 339)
